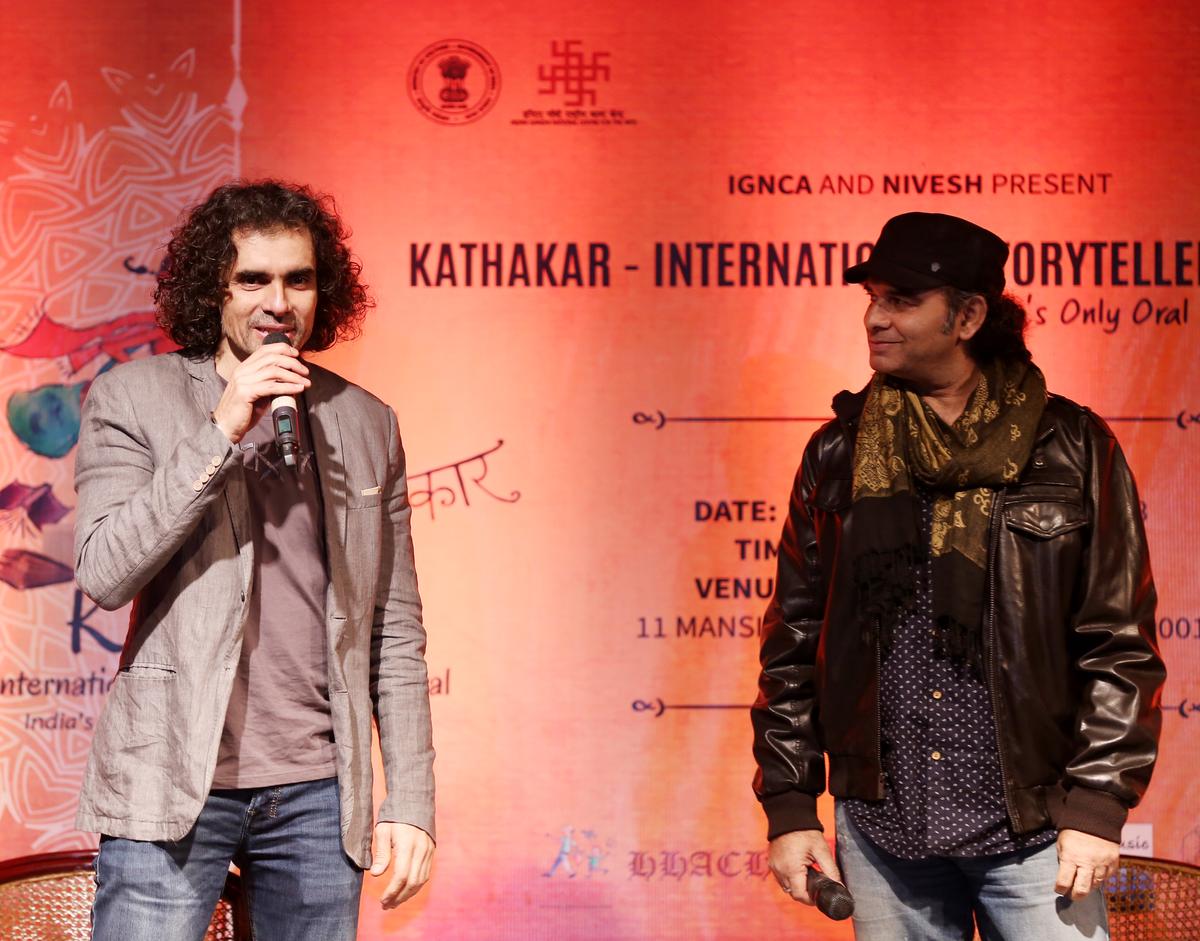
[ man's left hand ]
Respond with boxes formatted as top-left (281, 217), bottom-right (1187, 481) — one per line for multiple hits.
top-left (370, 822), bottom-right (435, 909)
top-left (1055, 829), bottom-right (1119, 900)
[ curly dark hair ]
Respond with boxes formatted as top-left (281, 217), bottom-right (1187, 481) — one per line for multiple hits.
top-left (154, 180), bottom-right (373, 356)
top-left (945, 288), bottom-right (1031, 365)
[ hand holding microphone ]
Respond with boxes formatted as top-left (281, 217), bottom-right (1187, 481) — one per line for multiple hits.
top-left (769, 828), bottom-right (855, 921)
top-left (211, 333), bottom-right (310, 446)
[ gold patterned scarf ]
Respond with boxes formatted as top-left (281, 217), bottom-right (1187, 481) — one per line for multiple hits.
top-left (848, 360), bottom-right (1047, 668)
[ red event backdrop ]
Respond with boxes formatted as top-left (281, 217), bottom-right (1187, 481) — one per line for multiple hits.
top-left (1, 2), bottom-right (1197, 938)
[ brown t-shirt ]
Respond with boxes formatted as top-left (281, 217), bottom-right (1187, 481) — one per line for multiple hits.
top-left (211, 399), bottom-right (337, 788)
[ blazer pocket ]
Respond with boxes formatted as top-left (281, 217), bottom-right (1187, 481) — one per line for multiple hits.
top-left (119, 662), bottom-right (177, 680)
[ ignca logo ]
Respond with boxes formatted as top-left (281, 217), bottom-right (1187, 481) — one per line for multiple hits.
top-left (408, 39), bottom-right (501, 125)
top-left (538, 40), bottom-right (610, 106)
top-left (510, 40), bottom-right (635, 127)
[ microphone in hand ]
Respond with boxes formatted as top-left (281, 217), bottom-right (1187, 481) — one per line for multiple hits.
top-left (263, 332), bottom-right (300, 467)
top-left (806, 868), bottom-right (855, 921)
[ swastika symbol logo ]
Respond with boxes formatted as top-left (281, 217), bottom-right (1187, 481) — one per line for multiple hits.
top-left (537, 40), bottom-right (611, 107)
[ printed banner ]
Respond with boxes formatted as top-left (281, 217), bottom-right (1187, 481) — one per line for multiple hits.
top-left (1, 2), bottom-right (1196, 938)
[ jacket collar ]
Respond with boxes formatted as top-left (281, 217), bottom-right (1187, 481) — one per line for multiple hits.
top-left (182, 352), bottom-right (222, 415)
top-left (832, 384), bottom-right (869, 434)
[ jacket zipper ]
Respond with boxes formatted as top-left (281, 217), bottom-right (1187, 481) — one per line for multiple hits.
top-left (985, 488), bottom-right (1021, 830)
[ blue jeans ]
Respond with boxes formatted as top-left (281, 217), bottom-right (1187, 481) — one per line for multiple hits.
top-left (836, 803), bottom-right (1108, 940)
top-left (92, 777), bottom-right (363, 941)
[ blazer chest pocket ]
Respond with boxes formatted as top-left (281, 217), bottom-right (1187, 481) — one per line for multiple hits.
top-left (347, 490), bottom-right (382, 510)
top-left (1004, 483), bottom-right (1087, 538)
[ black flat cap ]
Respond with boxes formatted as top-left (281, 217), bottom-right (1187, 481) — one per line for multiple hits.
top-left (845, 212), bottom-right (1008, 295)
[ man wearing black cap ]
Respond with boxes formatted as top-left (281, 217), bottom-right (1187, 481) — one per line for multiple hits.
top-left (751, 212), bottom-right (1164, 938)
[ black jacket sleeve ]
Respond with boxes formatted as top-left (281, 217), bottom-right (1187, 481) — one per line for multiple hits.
top-left (1054, 412), bottom-right (1165, 841)
top-left (751, 433), bottom-right (830, 838)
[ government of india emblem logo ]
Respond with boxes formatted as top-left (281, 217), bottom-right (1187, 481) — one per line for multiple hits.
top-left (408, 39), bottom-right (501, 125)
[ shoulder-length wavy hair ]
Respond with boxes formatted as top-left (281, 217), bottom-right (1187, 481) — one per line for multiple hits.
top-left (154, 180), bottom-right (373, 357)
top-left (945, 288), bottom-right (1032, 365)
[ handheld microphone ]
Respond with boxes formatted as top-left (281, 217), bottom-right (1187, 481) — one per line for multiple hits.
top-left (263, 332), bottom-right (300, 467)
top-left (806, 869), bottom-right (855, 921)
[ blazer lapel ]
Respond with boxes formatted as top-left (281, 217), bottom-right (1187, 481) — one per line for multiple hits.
top-left (306, 368), bottom-right (351, 637)
top-left (184, 356), bottom-right (251, 566)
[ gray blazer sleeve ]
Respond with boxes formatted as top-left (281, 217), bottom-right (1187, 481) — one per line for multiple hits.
top-left (369, 406), bottom-right (436, 839)
top-left (74, 368), bottom-right (235, 610)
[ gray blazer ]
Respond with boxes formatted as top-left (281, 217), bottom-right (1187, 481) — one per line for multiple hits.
top-left (73, 352), bottom-right (434, 866)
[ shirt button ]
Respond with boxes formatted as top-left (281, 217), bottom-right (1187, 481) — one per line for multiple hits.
top-left (212, 455), bottom-right (223, 465)
top-left (931, 690), bottom-right (943, 700)
top-left (192, 480), bottom-right (204, 492)
top-left (931, 750), bottom-right (942, 761)
top-left (1033, 456), bottom-right (1045, 467)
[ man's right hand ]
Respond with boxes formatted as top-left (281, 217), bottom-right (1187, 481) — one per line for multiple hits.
top-left (211, 343), bottom-right (310, 443)
top-left (769, 828), bottom-right (841, 905)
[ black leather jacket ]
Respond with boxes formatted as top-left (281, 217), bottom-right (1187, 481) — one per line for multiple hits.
top-left (752, 387), bottom-right (1165, 843)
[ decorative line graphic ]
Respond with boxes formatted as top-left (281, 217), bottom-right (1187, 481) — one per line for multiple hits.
top-left (408, 439), bottom-right (521, 520)
top-left (633, 410), bottom-right (830, 430)
top-left (1107, 411), bottom-right (1200, 430)
top-left (633, 696), bottom-right (1200, 720)
top-left (632, 698), bottom-right (747, 718)
top-left (1160, 698), bottom-right (1200, 719)
top-left (537, 40), bottom-right (610, 107)
top-left (633, 409), bottom-right (1200, 431)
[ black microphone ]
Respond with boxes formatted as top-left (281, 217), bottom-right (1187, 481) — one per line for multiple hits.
top-left (806, 868), bottom-right (855, 921)
top-left (263, 332), bottom-right (300, 467)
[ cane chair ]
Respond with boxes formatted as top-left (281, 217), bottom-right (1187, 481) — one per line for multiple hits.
top-left (0, 849), bottom-right (251, 940)
top-left (1104, 855), bottom-right (1200, 941)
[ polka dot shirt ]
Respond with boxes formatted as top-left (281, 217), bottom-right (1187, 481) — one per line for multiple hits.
top-left (843, 489), bottom-right (1057, 860)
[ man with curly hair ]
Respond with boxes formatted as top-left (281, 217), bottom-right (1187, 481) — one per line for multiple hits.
top-left (752, 212), bottom-right (1163, 938)
top-left (74, 180), bottom-right (434, 941)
